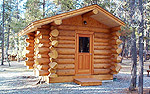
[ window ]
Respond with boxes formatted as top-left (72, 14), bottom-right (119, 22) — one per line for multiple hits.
top-left (79, 37), bottom-right (89, 53)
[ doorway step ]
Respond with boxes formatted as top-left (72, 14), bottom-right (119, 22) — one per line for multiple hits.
top-left (74, 78), bottom-right (102, 86)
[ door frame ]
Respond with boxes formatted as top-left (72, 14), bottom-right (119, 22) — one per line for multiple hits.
top-left (75, 30), bottom-right (94, 75)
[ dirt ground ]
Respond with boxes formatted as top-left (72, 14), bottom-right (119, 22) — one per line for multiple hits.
top-left (0, 59), bottom-right (150, 94)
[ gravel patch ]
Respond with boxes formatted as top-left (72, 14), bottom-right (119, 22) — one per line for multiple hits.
top-left (0, 60), bottom-right (150, 94)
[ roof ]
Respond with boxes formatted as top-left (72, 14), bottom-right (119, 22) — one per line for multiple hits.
top-left (19, 4), bottom-right (125, 36)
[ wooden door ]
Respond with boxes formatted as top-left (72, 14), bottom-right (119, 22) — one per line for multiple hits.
top-left (76, 33), bottom-right (93, 74)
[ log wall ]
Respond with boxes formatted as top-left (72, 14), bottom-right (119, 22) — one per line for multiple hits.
top-left (93, 32), bottom-right (111, 75)
top-left (109, 31), bottom-right (122, 74)
top-left (25, 32), bottom-right (35, 69)
top-left (51, 27), bottom-right (76, 76)
top-left (34, 25), bottom-right (51, 76)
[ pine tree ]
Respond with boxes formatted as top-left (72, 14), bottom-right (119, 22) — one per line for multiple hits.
top-left (25, 0), bottom-right (42, 24)
top-left (138, 0), bottom-right (144, 93)
top-left (129, 0), bottom-right (137, 91)
top-left (1, 0), bottom-right (5, 65)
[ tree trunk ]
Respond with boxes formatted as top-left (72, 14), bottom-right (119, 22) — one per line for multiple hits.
top-left (129, 28), bottom-right (137, 91)
top-left (16, 0), bottom-right (20, 62)
top-left (1, 0), bottom-right (5, 65)
top-left (138, 0), bottom-right (144, 93)
top-left (145, 26), bottom-right (149, 61)
top-left (120, 36), bottom-right (125, 63)
top-left (43, 0), bottom-right (45, 18)
top-left (129, 0), bottom-right (137, 91)
top-left (6, 25), bottom-right (10, 66)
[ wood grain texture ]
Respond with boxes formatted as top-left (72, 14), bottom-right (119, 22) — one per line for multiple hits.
top-left (94, 59), bottom-right (111, 64)
top-left (93, 69), bottom-right (111, 74)
top-left (94, 50), bottom-right (111, 55)
top-left (94, 55), bottom-right (110, 59)
top-left (94, 64), bottom-right (111, 69)
top-left (57, 49), bottom-right (75, 55)
top-left (57, 64), bottom-right (75, 69)
top-left (55, 59), bottom-right (75, 64)
top-left (57, 55), bottom-right (75, 59)
top-left (57, 69), bottom-right (75, 76)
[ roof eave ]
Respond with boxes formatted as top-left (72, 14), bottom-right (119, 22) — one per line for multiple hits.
top-left (19, 4), bottom-right (125, 36)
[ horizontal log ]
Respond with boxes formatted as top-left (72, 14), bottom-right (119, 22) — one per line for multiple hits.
top-left (111, 48), bottom-right (122, 54)
top-left (35, 39), bottom-right (50, 44)
top-left (57, 69), bottom-right (75, 76)
top-left (94, 42), bottom-right (109, 46)
top-left (57, 44), bottom-right (75, 49)
top-left (49, 37), bottom-right (57, 41)
top-left (26, 39), bottom-right (34, 43)
top-left (110, 26), bottom-right (121, 32)
top-left (35, 34), bottom-right (49, 39)
top-left (25, 61), bottom-right (34, 66)
top-left (27, 66), bottom-right (34, 69)
top-left (111, 62), bottom-right (119, 66)
top-left (27, 32), bottom-right (35, 36)
top-left (94, 64), bottom-right (111, 69)
top-left (110, 71), bottom-right (118, 74)
top-left (49, 49), bottom-right (58, 59)
top-left (34, 43), bottom-right (50, 48)
top-left (36, 70), bottom-right (49, 76)
top-left (28, 35), bottom-right (34, 40)
top-left (57, 48), bottom-right (75, 55)
top-left (93, 69), bottom-right (111, 74)
top-left (94, 50), bottom-right (111, 55)
top-left (94, 59), bottom-right (111, 64)
top-left (28, 50), bottom-right (34, 54)
top-left (59, 30), bottom-right (75, 36)
top-left (55, 59), bottom-right (75, 64)
top-left (94, 32), bottom-right (110, 38)
top-left (26, 53), bottom-right (34, 58)
top-left (50, 29), bottom-right (59, 37)
top-left (111, 36), bottom-right (119, 40)
top-left (48, 73), bottom-right (58, 77)
top-left (50, 40), bottom-right (58, 47)
top-left (110, 39), bottom-right (123, 45)
top-left (28, 43), bottom-right (34, 47)
top-left (94, 38), bottom-right (109, 43)
top-left (49, 62), bottom-right (58, 69)
top-left (111, 31), bottom-right (121, 37)
top-left (34, 51), bottom-right (49, 56)
top-left (54, 19), bottom-right (62, 25)
top-left (33, 64), bottom-right (38, 68)
top-left (58, 36), bottom-right (75, 41)
top-left (41, 25), bottom-right (51, 29)
top-left (34, 58), bottom-right (50, 65)
top-left (111, 45), bottom-right (118, 49)
top-left (58, 55), bottom-right (75, 59)
top-left (111, 54), bottom-right (119, 58)
top-left (57, 64), bottom-right (75, 69)
top-left (82, 9), bottom-right (98, 17)
top-left (27, 58), bottom-right (34, 61)
top-left (94, 46), bottom-right (111, 50)
top-left (35, 47), bottom-right (50, 54)
top-left (111, 56), bottom-right (122, 63)
top-left (110, 63), bottom-right (121, 72)
top-left (36, 54), bottom-right (49, 58)
top-left (37, 65), bottom-right (50, 70)
top-left (36, 29), bottom-right (50, 35)
top-left (94, 55), bottom-right (110, 59)
top-left (58, 40), bottom-right (75, 44)
top-left (48, 68), bottom-right (56, 73)
top-left (57, 25), bottom-right (109, 33)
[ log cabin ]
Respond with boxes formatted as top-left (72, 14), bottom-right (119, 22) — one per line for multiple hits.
top-left (19, 4), bottom-right (125, 84)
